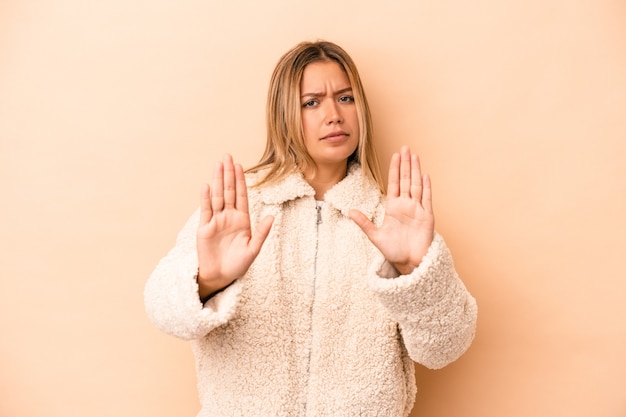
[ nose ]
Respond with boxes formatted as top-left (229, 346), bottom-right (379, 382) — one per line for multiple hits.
top-left (324, 100), bottom-right (343, 125)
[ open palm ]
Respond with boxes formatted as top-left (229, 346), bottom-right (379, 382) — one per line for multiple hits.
top-left (197, 154), bottom-right (273, 300)
top-left (350, 146), bottom-right (434, 275)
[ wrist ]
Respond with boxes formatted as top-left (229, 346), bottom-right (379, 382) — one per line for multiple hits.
top-left (390, 261), bottom-right (419, 276)
top-left (196, 271), bottom-right (227, 303)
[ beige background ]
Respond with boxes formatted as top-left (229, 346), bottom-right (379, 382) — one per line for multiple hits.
top-left (2, 0), bottom-right (626, 416)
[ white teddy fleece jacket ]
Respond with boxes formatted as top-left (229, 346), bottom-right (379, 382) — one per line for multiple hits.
top-left (144, 164), bottom-right (477, 417)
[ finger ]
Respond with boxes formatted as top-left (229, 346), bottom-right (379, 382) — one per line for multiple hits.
top-left (211, 161), bottom-right (224, 211)
top-left (199, 183), bottom-right (212, 225)
top-left (234, 163), bottom-right (249, 213)
top-left (387, 153), bottom-right (400, 198)
top-left (399, 146), bottom-right (411, 198)
top-left (249, 215), bottom-right (274, 255)
top-left (422, 173), bottom-right (433, 213)
top-left (222, 154), bottom-right (236, 209)
top-left (349, 209), bottom-right (378, 240)
top-left (410, 154), bottom-right (423, 202)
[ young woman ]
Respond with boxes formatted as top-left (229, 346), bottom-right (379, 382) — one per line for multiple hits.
top-left (145, 40), bottom-right (477, 417)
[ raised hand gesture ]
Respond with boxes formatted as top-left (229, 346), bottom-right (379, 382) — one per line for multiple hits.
top-left (197, 154), bottom-right (274, 300)
top-left (349, 146), bottom-right (435, 276)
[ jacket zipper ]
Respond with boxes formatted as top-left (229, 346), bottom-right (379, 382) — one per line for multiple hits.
top-left (304, 202), bottom-right (322, 415)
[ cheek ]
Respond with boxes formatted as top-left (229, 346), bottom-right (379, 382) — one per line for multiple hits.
top-left (301, 113), bottom-right (319, 141)
top-left (349, 110), bottom-right (360, 136)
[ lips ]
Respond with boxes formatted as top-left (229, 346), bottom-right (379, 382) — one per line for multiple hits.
top-left (322, 131), bottom-right (349, 140)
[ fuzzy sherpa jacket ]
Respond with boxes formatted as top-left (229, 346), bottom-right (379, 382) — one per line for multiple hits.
top-left (144, 164), bottom-right (477, 417)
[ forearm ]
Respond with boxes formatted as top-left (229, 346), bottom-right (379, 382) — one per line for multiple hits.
top-left (144, 210), bottom-right (241, 340)
top-left (368, 233), bottom-right (478, 368)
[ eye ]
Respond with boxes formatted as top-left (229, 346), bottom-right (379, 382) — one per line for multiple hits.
top-left (302, 99), bottom-right (318, 108)
top-left (339, 95), bottom-right (355, 103)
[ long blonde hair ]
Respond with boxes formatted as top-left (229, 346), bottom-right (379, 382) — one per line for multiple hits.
top-left (246, 40), bottom-right (385, 193)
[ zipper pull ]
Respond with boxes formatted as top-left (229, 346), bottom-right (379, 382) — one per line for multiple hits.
top-left (316, 204), bottom-right (322, 224)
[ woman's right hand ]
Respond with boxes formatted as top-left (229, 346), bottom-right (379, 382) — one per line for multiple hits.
top-left (196, 154), bottom-right (274, 301)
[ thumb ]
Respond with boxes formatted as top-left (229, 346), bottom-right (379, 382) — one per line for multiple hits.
top-left (349, 209), bottom-right (377, 238)
top-left (249, 215), bottom-right (274, 255)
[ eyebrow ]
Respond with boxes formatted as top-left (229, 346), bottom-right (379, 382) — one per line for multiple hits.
top-left (301, 86), bottom-right (353, 99)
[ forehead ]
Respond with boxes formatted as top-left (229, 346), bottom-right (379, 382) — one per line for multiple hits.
top-left (300, 61), bottom-right (351, 90)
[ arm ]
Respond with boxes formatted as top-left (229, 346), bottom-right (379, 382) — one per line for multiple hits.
top-left (368, 233), bottom-right (477, 369)
top-left (143, 208), bottom-right (244, 340)
top-left (144, 154), bottom-right (273, 340)
top-left (350, 146), bottom-right (477, 368)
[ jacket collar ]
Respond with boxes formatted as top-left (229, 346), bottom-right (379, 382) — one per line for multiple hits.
top-left (253, 164), bottom-right (382, 220)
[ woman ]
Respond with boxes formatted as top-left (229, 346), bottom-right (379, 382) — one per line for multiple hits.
top-left (145, 40), bottom-right (477, 417)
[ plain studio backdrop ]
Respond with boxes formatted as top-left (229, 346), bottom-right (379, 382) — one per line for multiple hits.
top-left (1, 1), bottom-right (625, 416)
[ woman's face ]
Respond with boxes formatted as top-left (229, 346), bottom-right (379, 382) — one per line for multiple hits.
top-left (300, 61), bottom-right (359, 171)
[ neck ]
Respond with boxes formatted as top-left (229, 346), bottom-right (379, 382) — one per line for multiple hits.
top-left (304, 162), bottom-right (348, 200)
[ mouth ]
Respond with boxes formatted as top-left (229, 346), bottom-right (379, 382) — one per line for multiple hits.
top-left (321, 131), bottom-right (349, 141)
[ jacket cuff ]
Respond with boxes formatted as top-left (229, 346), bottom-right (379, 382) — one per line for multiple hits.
top-left (201, 279), bottom-right (242, 320)
top-left (367, 233), bottom-right (478, 369)
top-left (145, 250), bottom-right (242, 340)
top-left (367, 233), bottom-right (452, 318)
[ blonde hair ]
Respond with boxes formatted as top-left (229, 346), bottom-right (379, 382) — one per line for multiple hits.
top-left (246, 40), bottom-right (385, 193)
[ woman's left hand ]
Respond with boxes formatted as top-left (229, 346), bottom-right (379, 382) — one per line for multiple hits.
top-left (349, 146), bottom-right (435, 276)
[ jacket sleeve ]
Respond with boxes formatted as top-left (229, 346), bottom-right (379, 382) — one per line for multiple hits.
top-left (367, 233), bottom-right (478, 369)
top-left (143, 209), bottom-right (242, 340)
